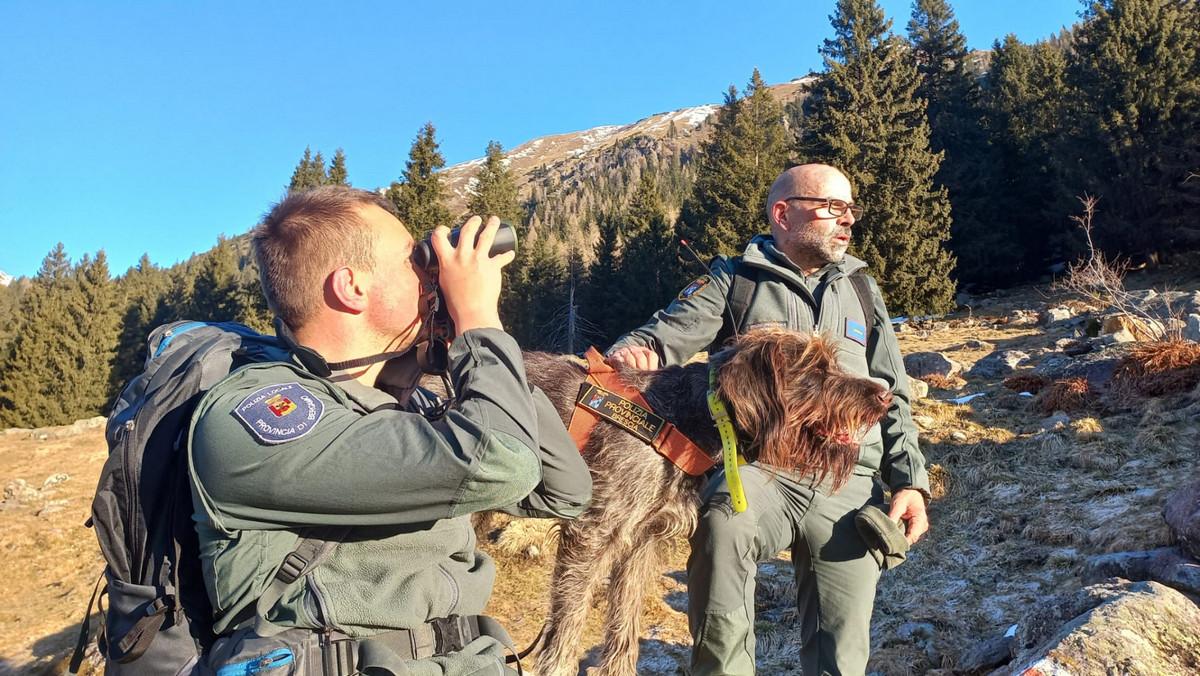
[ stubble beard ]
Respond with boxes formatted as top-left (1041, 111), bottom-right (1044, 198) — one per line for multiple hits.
top-left (795, 227), bottom-right (848, 266)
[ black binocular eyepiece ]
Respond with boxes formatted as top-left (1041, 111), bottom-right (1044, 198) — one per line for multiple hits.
top-left (411, 221), bottom-right (518, 272)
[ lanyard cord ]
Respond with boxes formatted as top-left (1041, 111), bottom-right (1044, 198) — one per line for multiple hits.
top-left (707, 365), bottom-right (747, 513)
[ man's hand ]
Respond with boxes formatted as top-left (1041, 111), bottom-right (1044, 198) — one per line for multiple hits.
top-left (607, 346), bottom-right (660, 371)
top-left (431, 215), bottom-right (516, 333)
top-left (889, 489), bottom-right (929, 545)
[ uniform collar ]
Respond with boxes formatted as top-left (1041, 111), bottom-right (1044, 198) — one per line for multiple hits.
top-left (744, 235), bottom-right (868, 279)
top-left (273, 317), bottom-right (334, 378)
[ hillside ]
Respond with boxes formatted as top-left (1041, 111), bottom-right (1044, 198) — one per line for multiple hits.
top-left (3, 269), bottom-right (1199, 675)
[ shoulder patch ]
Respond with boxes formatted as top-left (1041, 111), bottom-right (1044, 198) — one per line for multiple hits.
top-left (678, 275), bottom-right (711, 301)
top-left (845, 318), bottom-right (868, 346)
top-left (232, 382), bottom-right (325, 445)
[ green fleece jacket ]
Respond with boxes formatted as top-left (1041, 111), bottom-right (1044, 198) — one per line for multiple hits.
top-left (610, 235), bottom-right (929, 495)
top-left (188, 328), bottom-right (591, 673)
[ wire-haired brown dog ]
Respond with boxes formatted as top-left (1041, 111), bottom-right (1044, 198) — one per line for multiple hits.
top-left (520, 327), bottom-right (893, 676)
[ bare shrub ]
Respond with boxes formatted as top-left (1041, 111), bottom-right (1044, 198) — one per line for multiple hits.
top-left (1054, 196), bottom-right (1181, 340)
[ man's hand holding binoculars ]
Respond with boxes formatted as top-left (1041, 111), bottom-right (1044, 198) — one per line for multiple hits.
top-left (428, 215), bottom-right (515, 334)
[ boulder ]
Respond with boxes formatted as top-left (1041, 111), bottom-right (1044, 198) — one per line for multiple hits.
top-left (968, 350), bottom-right (1030, 379)
top-left (1186, 314), bottom-right (1200, 343)
top-left (1100, 313), bottom-right (1164, 342)
top-left (1039, 413), bottom-right (1070, 431)
top-left (3, 479), bottom-right (40, 503)
top-left (1083, 547), bottom-right (1200, 595)
top-left (957, 634), bottom-right (1014, 673)
top-left (908, 377), bottom-right (929, 400)
top-left (1133, 290), bottom-right (1200, 321)
top-left (1040, 306), bottom-right (1074, 326)
top-left (960, 339), bottom-right (994, 351)
top-left (1033, 345), bottom-right (1134, 391)
top-left (1011, 580), bottom-right (1200, 676)
top-left (903, 351), bottom-right (961, 378)
top-left (1164, 479), bottom-right (1200, 560)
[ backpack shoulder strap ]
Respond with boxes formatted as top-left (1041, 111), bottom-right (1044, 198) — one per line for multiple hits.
top-left (714, 256), bottom-right (758, 350)
top-left (847, 269), bottom-right (876, 348)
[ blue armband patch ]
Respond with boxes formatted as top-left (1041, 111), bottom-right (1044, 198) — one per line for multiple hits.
top-left (232, 382), bottom-right (324, 445)
top-left (845, 318), bottom-right (867, 346)
top-left (678, 275), bottom-right (711, 300)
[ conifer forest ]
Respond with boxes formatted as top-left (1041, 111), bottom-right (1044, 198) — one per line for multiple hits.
top-left (1, 0), bottom-right (1197, 428)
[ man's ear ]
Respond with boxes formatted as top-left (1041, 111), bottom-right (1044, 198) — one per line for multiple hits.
top-left (327, 266), bottom-right (369, 314)
top-left (770, 201), bottom-right (791, 231)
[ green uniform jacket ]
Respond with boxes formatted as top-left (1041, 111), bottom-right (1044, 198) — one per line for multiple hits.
top-left (611, 235), bottom-right (929, 495)
top-left (188, 328), bottom-right (591, 670)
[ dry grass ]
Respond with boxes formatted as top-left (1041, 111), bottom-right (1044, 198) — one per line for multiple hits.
top-left (1036, 377), bottom-right (1097, 414)
top-left (1004, 374), bottom-right (1050, 394)
top-left (1111, 340), bottom-right (1200, 399)
top-left (920, 373), bottom-right (967, 391)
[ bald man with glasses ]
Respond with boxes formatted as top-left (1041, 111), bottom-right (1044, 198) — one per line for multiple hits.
top-left (608, 164), bottom-right (930, 675)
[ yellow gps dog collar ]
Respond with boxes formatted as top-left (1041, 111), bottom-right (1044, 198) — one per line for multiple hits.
top-left (707, 365), bottom-right (747, 513)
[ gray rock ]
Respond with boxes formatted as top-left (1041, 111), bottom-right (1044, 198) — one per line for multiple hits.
top-left (3, 479), bottom-right (40, 503)
top-left (1082, 547), bottom-right (1200, 594)
top-left (1008, 310), bottom-right (1039, 327)
top-left (968, 350), bottom-right (1031, 379)
top-left (908, 377), bottom-right (929, 400)
top-left (903, 351), bottom-right (961, 378)
top-left (42, 472), bottom-right (69, 489)
top-left (962, 339), bottom-right (994, 351)
top-left (1033, 345), bottom-right (1133, 391)
top-left (1163, 479), bottom-right (1200, 561)
top-left (1133, 290), bottom-right (1200, 321)
top-left (957, 634), bottom-right (1014, 673)
top-left (1040, 413), bottom-right (1071, 431)
top-left (1186, 314), bottom-right (1200, 343)
top-left (1040, 306), bottom-right (1074, 326)
top-left (1011, 580), bottom-right (1200, 676)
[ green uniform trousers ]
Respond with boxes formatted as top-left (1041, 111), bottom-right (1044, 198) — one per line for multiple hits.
top-left (688, 468), bottom-right (883, 676)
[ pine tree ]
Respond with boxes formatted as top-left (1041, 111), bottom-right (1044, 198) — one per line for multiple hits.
top-left (0, 244), bottom-right (83, 427)
top-left (328, 148), bottom-right (349, 186)
top-left (678, 70), bottom-right (789, 259)
top-left (387, 122), bottom-right (452, 237)
top-left (509, 232), bottom-right (568, 350)
top-left (908, 0), bottom-right (996, 286)
top-left (72, 251), bottom-right (121, 413)
top-left (1067, 0), bottom-right (1200, 254)
top-left (467, 141), bottom-right (523, 224)
top-left (798, 0), bottom-right (955, 314)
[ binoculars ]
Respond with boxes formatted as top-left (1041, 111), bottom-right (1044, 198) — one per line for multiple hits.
top-left (411, 221), bottom-right (518, 272)
top-left (412, 220), bottom-right (519, 378)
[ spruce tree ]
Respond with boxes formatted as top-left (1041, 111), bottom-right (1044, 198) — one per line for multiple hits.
top-left (467, 141), bottom-right (523, 224)
top-left (1067, 0), bottom-right (1200, 254)
top-left (288, 146), bottom-right (328, 191)
top-left (984, 35), bottom-right (1074, 274)
top-left (112, 254), bottom-right (171, 393)
top-left (0, 244), bottom-right (83, 427)
top-left (798, 0), bottom-right (956, 314)
top-left (617, 171), bottom-right (678, 331)
top-left (908, 0), bottom-right (996, 287)
top-left (512, 233), bottom-right (568, 350)
top-left (72, 251), bottom-right (121, 413)
top-left (678, 70), bottom-right (789, 259)
top-left (387, 122), bottom-right (452, 237)
top-left (189, 237), bottom-right (243, 321)
top-left (584, 212), bottom-right (625, 342)
top-left (328, 148), bottom-right (349, 186)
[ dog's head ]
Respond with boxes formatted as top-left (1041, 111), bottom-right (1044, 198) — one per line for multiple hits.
top-left (712, 327), bottom-right (892, 490)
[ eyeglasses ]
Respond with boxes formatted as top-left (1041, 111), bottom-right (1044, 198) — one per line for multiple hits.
top-left (784, 196), bottom-right (863, 219)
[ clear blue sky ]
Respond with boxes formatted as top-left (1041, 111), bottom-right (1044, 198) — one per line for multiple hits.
top-left (0, 0), bottom-right (1082, 279)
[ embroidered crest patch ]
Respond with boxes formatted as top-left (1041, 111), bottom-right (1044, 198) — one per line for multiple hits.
top-left (845, 318), bottom-right (868, 346)
top-left (678, 275), bottom-right (711, 301)
top-left (232, 382), bottom-right (324, 445)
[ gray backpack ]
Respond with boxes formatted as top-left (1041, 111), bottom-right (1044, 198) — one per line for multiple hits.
top-left (71, 321), bottom-right (289, 674)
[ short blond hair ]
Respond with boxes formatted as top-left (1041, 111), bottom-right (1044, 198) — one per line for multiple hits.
top-left (253, 186), bottom-right (393, 328)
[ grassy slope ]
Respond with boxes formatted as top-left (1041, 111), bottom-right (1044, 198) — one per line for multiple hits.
top-left (2, 277), bottom-right (1198, 675)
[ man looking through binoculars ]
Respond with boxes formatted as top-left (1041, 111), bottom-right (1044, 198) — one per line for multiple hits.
top-left (188, 186), bottom-right (591, 675)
